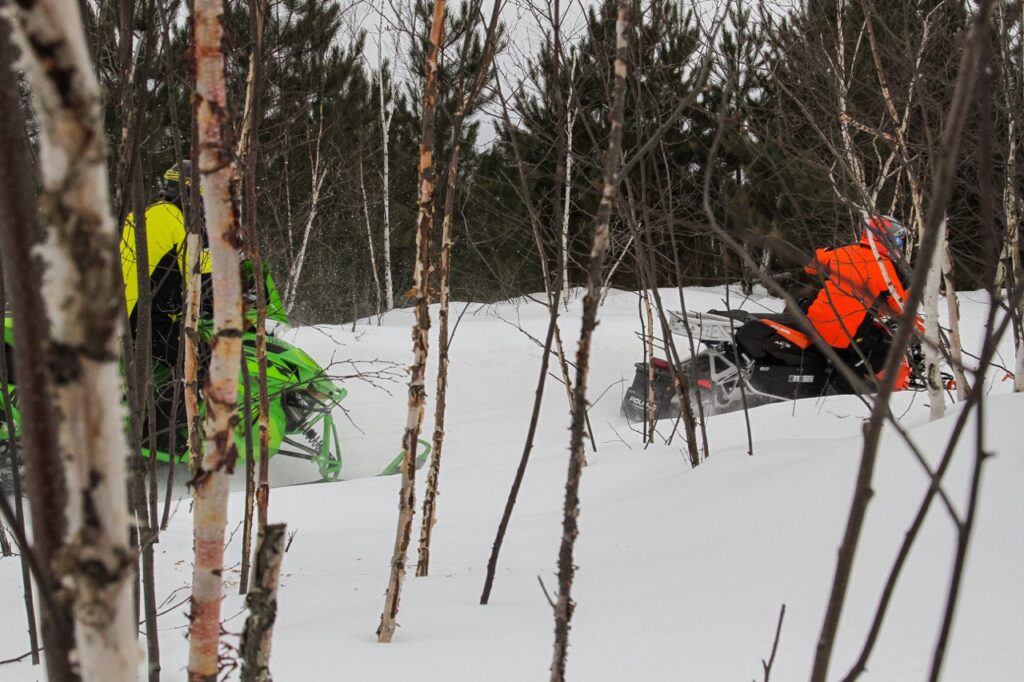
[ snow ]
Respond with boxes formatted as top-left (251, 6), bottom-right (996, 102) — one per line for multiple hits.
top-left (1, 286), bottom-right (1021, 680)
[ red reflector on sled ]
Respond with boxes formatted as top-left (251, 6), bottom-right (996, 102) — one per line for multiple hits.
top-left (697, 379), bottom-right (712, 390)
top-left (651, 357), bottom-right (670, 370)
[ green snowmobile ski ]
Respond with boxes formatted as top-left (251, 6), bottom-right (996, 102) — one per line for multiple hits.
top-left (0, 261), bottom-right (429, 484)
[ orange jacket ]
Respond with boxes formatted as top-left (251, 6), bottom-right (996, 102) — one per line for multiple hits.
top-left (803, 238), bottom-right (907, 348)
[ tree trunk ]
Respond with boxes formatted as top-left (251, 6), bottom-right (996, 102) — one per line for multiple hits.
top-left (240, 523), bottom-right (287, 682)
top-left (235, 0), bottom-right (272, 530)
top-left (923, 218), bottom-right (948, 419)
top-left (378, 0), bottom-right (395, 312)
top-left (188, 0), bottom-right (245, 678)
top-left (416, 140), bottom-right (459, 578)
top-left (11, 1), bottom-right (141, 678)
top-left (810, 3), bottom-right (997, 678)
top-left (0, 260), bottom-right (40, 665)
top-left (999, 18), bottom-right (1023, 391)
top-left (240, 358), bottom-right (256, 594)
top-left (0, 17), bottom-right (77, 682)
top-left (941, 245), bottom-right (971, 400)
top-left (416, 0), bottom-right (502, 578)
top-left (642, 286), bottom-right (656, 444)
top-left (128, 155), bottom-right (162, 681)
top-left (550, 3), bottom-right (631, 679)
top-left (561, 51), bottom-right (577, 307)
top-left (359, 154), bottom-right (384, 317)
top-left (283, 93), bottom-right (327, 313)
top-left (377, 0), bottom-right (446, 644)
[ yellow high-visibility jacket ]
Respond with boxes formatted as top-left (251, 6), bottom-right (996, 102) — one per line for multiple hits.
top-left (121, 201), bottom-right (210, 318)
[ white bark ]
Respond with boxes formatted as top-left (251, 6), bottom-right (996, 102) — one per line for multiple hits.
top-left (379, 0), bottom-right (395, 311)
top-left (378, 0), bottom-right (446, 644)
top-left (941, 245), bottom-right (970, 400)
top-left (1000, 17), bottom-right (1023, 390)
top-left (184, 229), bottom-right (203, 474)
top-left (922, 219), bottom-right (947, 419)
top-left (188, 0), bottom-right (244, 678)
top-left (360, 155), bottom-right (383, 316)
top-left (10, 1), bottom-right (139, 678)
top-left (561, 51), bottom-right (577, 307)
top-left (284, 99), bottom-right (327, 313)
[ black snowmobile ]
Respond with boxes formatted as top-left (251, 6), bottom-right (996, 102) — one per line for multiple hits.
top-left (621, 308), bottom-right (925, 422)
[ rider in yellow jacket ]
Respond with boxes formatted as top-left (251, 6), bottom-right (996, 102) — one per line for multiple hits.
top-left (120, 161), bottom-right (210, 371)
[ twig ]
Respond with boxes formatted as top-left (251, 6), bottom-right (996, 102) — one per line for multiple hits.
top-left (0, 647), bottom-right (42, 666)
top-left (537, 575), bottom-right (556, 610)
top-left (761, 604), bottom-right (786, 682)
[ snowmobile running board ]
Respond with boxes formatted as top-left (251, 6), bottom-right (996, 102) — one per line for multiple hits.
top-left (668, 310), bottom-right (742, 343)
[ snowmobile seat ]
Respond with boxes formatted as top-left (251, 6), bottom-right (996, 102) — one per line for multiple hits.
top-left (736, 316), bottom-right (825, 367)
top-left (752, 312), bottom-right (799, 326)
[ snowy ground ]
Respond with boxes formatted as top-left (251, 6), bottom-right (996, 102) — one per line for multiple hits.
top-left (1, 287), bottom-right (1021, 680)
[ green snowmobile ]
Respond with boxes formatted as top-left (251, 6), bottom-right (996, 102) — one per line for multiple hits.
top-left (0, 262), bottom-right (428, 487)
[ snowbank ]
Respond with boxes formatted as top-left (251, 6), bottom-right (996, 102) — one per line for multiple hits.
top-left (0, 287), bottom-right (1019, 680)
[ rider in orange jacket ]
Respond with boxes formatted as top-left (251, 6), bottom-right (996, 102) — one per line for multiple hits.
top-left (802, 215), bottom-right (912, 388)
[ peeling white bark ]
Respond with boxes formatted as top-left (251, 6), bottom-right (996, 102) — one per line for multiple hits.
top-left (188, 0), bottom-right (244, 679)
top-left (379, 0), bottom-right (395, 312)
top-left (9, 0), bottom-right (139, 678)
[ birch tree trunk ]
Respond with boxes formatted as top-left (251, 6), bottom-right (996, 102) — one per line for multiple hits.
top-left (1000, 12), bottom-right (1024, 391)
top-left (0, 20), bottom-right (74, 680)
top-left (239, 523), bottom-right (287, 682)
top-left (1005, 118), bottom-right (1024, 391)
top-left (561, 51), bottom-right (577, 307)
top-left (283, 94), bottom-right (327, 313)
top-left (416, 0), bottom-right (502, 579)
top-left (923, 218), bottom-right (948, 420)
top-left (188, 0), bottom-right (245, 678)
top-left (941, 245), bottom-right (970, 400)
top-left (378, 0), bottom-right (395, 312)
top-left (359, 154), bottom-right (383, 316)
top-left (415, 140), bottom-right (458, 578)
top-left (377, 0), bottom-right (445, 643)
top-left (550, 3), bottom-right (631, 679)
top-left (184, 228), bottom-right (203, 476)
top-left (10, 1), bottom-right (140, 678)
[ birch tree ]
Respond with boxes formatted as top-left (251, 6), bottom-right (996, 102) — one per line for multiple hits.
top-left (0, 21), bottom-right (42, 669)
top-left (810, 2), bottom-right (999, 677)
top-left (561, 50), bottom-right (577, 307)
top-left (283, 89), bottom-right (328, 313)
top-left (240, 523), bottom-right (287, 682)
top-left (377, 0), bottom-right (445, 644)
top-left (0, 19), bottom-right (72, 680)
top-left (9, 1), bottom-right (140, 678)
top-left (417, 0), bottom-right (502, 579)
top-left (359, 153), bottom-right (384, 316)
top-left (998, 7), bottom-right (1024, 392)
top-left (378, 0), bottom-right (396, 311)
top-left (188, 0), bottom-right (245, 677)
top-left (550, 2), bottom-right (631, 678)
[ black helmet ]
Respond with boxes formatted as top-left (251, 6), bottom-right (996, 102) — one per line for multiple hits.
top-left (861, 214), bottom-right (909, 255)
